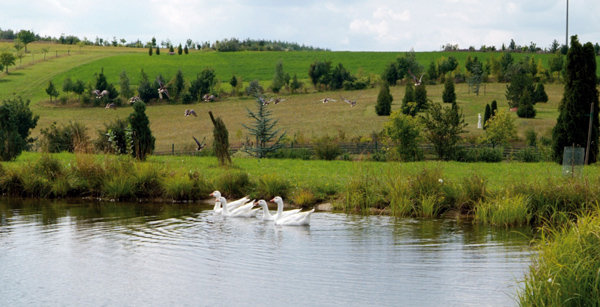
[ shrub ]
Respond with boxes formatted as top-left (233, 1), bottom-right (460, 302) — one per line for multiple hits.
top-left (0, 168), bottom-right (24, 196)
top-left (103, 175), bottom-right (135, 200)
top-left (515, 147), bottom-right (541, 162)
top-left (21, 173), bottom-right (52, 198)
top-left (314, 136), bottom-right (342, 160)
top-left (256, 173), bottom-right (290, 200)
top-left (458, 173), bottom-right (487, 213)
top-left (342, 171), bottom-right (386, 213)
top-left (133, 163), bottom-right (164, 198)
top-left (32, 154), bottom-right (64, 180)
top-left (39, 121), bottom-right (89, 153)
top-left (291, 188), bottom-right (317, 207)
top-left (267, 148), bottom-right (312, 160)
top-left (456, 147), bottom-right (503, 162)
top-left (214, 171), bottom-right (253, 198)
top-left (70, 154), bottom-right (106, 195)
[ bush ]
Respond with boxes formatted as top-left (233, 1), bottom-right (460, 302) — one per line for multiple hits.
top-left (458, 173), bottom-right (487, 213)
top-left (32, 154), bottom-right (64, 180)
top-left (0, 168), bottom-right (24, 196)
top-left (515, 147), bottom-right (541, 162)
top-left (214, 171), bottom-right (253, 198)
top-left (133, 163), bottom-right (164, 198)
top-left (256, 173), bottom-right (290, 199)
top-left (267, 148), bottom-right (312, 160)
top-left (40, 121), bottom-right (89, 153)
top-left (70, 154), bottom-right (105, 195)
top-left (456, 147), bottom-right (503, 162)
top-left (314, 136), bottom-right (342, 160)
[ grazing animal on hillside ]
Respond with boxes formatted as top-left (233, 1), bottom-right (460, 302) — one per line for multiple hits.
top-left (184, 109), bottom-right (197, 117)
top-left (192, 136), bottom-right (206, 151)
top-left (157, 77), bottom-right (170, 100)
top-left (93, 89), bottom-right (109, 99)
top-left (408, 69), bottom-right (423, 86)
top-left (320, 98), bottom-right (336, 103)
top-left (105, 103), bottom-right (116, 109)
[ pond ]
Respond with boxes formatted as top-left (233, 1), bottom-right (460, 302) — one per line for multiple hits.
top-left (0, 199), bottom-right (533, 306)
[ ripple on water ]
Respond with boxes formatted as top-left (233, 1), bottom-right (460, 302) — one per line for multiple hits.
top-left (0, 202), bottom-right (533, 306)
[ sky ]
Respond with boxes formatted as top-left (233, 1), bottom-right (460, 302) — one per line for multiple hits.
top-left (1, 0), bottom-right (599, 51)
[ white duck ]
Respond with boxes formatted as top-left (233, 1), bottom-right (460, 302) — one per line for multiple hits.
top-left (218, 196), bottom-right (259, 218)
top-left (209, 191), bottom-right (249, 214)
top-left (270, 196), bottom-right (315, 226)
top-left (255, 199), bottom-right (302, 221)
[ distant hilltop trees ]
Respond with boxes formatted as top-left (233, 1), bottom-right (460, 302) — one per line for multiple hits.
top-left (0, 27), bottom-right (327, 52)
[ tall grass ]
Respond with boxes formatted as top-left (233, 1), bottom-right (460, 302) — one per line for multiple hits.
top-left (519, 212), bottom-right (600, 306)
top-left (474, 193), bottom-right (530, 227)
top-left (256, 173), bottom-right (290, 200)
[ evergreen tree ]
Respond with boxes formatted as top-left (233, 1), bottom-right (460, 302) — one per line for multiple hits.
top-left (62, 77), bottom-right (74, 94)
top-left (169, 45), bottom-right (174, 53)
top-left (177, 44), bottom-right (183, 55)
top-left (184, 45), bottom-right (189, 54)
top-left (209, 111), bottom-right (232, 166)
top-left (375, 82), bottom-right (393, 116)
top-left (0, 96), bottom-right (39, 161)
top-left (505, 65), bottom-right (534, 108)
top-left (119, 71), bottom-right (134, 99)
top-left (427, 60), bottom-right (438, 83)
top-left (72, 80), bottom-right (85, 102)
top-left (271, 61), bottom-right (285, 93)
top-left (491, 100), bottom-right (498, 116)
top-left (137, 69), bottom-right (156, 102)
top-left (401, 83), bottom-right (416, 116)
top-left (442, 77), bottom-right (456, 103)
top-left (229, 75), bottom-right (238, 95)
top-left (552, 36), bottom-right (599, 163)
top-left (128, 101), bottom-right (155, 160)
top-left (533, 82), bottom-right (548, 103)
top-left (517, 90), bottom-right (536, 118)
top-left (45, 81), bottom-right (59, 102)
top-left (155, 47), bottom-right (160, 55)
top-left (148, 46), bottom-right (152, 56)
top-left (382, 62), bottom-right (399, 85)
top-left (242, 95), bottom-right (286, 158)
top-left (415, 84), bottom-right (428, 110)
top-left (173, 70), bottom-right (185, 99)
top-left (483, 104), bottom-right (491, 128)
top-left (290, 74), bottom-right (302, 94)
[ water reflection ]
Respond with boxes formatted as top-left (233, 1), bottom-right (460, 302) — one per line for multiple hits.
top-left (0, 199), bottom-right (532, 306)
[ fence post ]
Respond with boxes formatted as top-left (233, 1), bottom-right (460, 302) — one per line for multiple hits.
top-left (172, 144), bottom-right (174, 155)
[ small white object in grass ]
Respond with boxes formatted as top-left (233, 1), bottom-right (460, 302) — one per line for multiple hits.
top-left (438, 178), bottom-right (443, 183)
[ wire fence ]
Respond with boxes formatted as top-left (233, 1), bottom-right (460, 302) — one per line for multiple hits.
top-left (154, 142), bottom-right (530, 160)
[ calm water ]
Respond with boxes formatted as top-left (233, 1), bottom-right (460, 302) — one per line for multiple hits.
top-left (0, 199), bottom-right (533, 307)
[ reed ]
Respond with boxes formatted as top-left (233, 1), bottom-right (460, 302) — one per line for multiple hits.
top-left (341, 170), bottom-right (385, 213)
top-left (419, 195), bottom-right (441, 218)
top-left (70, 154), bottom-right (106, 196)
top-left (474, 193), bottom-right (530, 227)
top-left (457, 173), bottom-right (487, 214)
top-left (386, 175), bottom-right (414, 217)
top-left (290, 188), bottom-right (317, 207)
top-left (103, 174), bottom-right (135, 200)
top-left (163, 175), bottom-right (196, 201)
top-left (132, 163), bottom-right (165, 198)
top-left (519, 212), bottom-right (600, 306)
top-left (214, 170), bottom-right (253, 198)
top-left (256, 173), bottom-right (290, 200)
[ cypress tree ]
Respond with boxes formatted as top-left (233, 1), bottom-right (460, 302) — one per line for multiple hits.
top-left (483, 104), bottom-right (491, 128)
top-left (552, 36), bottom-right (599, 163)
top-left (184, 45), bottom-right (189, 54)
top-left (533, 82), bottom-right (548, 103)
top-left (517, 90), bottom-right (536, 118)
top-left (148, 46), bottom-right (152, 56)
top-left (401, 83), bottom-right (416, 116)
top-left (128, 101), bottom-right (155, 160)
top-left (155, 47), bottom-right (160, 55)
top-left (375, 82), bottom-right (393, 116)
top-left (442, 77), bottom-right (456, 103)
top-left (415, 84), bottom-right (427, 111)
top-left (177, 44), bottom-right (183, 55)
top-left (491, 100), bottom-right (498, 116)
top-left (209, 111), bottom-right (232, 165)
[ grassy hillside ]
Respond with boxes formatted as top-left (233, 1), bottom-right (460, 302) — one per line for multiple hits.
top-left (0, 42), bottom-right (593, 152)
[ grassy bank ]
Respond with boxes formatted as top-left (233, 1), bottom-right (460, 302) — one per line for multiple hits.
top-left (2, 152), bottom-right (600, 227)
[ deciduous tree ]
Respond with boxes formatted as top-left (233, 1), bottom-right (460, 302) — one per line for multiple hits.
top-left (0, 96), bottom-right (38, 161)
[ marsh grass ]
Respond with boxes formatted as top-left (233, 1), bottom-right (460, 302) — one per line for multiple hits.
top-left (290, 188), bottom-right (317, 207)
top-left (163, 176), bottom-right (196, 201)
top-left (420, 195), bottom-right (442, 218)
top-left (341, 170), bottom-right (386, 213)
top-left (474, 193), bottom-right (530, 227)
top-left (214, 170), bottom-right (253, 198)
top-left (457, 173), bottom-right (487, 214)
top-left (519, 213), bottom-right (600, 306)
top-left (256, 173), bottom-right (290, 200)
top-left (0, 168), bottom-right (24, 196)
top-left (103, 175), bottom-right (135, 200)
top-left (133, 163), bottom-right (165, 198)
top-left (70, 154), bottom-right (106, 195)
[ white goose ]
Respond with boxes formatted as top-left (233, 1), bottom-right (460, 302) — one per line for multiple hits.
top-left (218, 196), bottom-right (259, 218)
top-left (210, 191), bottom-right (249, 214)
top-left (270, 196), bottom-right (315, 226)
top-left (255, 199), bottom-right (302, 221)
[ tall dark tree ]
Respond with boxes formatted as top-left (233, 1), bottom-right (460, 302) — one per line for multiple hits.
top-left (189, 68), bottom-right (216, 100)
top-left (184, 45), bottom-right (189, 54)
top-left (505, 65), bottom-right (534, 108)
top-left (229, 75), bottom-right (238, 95)
top-left (442, 77), bottom-right (456, 103)
top-left (290, 74), bottom-right (302, 93)
top-left (308, 60), bottom-right (331, 89)
top-left (401, 83), bottom-right (416, 116)
top-left (0, 96), bottom-right (38, 161)
top-left (382, 62), bottom-right (399, 85)
top-left (173, 70), bottom-right (185, 99)
top-left (427, 60), bottom-right (438, 83)
top-left (242, 95), bottom-right (286, 158)
top-left (119, 71), bottom-right (134, 99)
top-left (209, 111), bottom-right (232, 166)
top-left (533, 82), bottom-right (548, 103)
top-left (483, 104), bottom-right (491, 128)
top-left (137, 69), bottom-right (156, 102)
top-left (375, 82), bottom-right (393, 116)
top-left (330, 63), bottom-right (354, 90)
top-left (415, 84), bottom-right (428, 111)
top-left (128, 101), bottom-right (155, 160)
top-left (155, 47), bottom-right (160, 55)
top-left (517, 90), bottom-right (536, 118)
top-left (148, 46), bottom-right (153, 56)
top-left (552, 36), bottom-right (599, 163)
top-left (491, 100), bottom-right (498, 116)
top-left (72, 80), bottom-right (85, 102)
top-left (177, 44), bottom-right (183, 55)
top-left (271, 61), bottom-right (285, 93)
